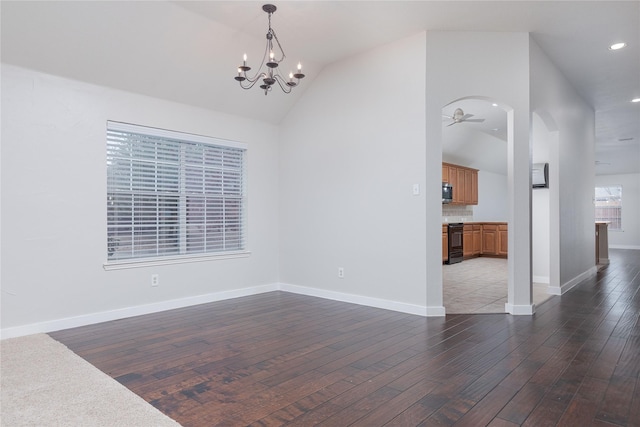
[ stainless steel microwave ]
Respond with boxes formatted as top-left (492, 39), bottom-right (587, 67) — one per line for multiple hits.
top-left (442, 182), bottom-right (453, 203)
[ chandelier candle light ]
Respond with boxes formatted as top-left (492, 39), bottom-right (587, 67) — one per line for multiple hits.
top-left (234, 4), bottom-right (305, 95)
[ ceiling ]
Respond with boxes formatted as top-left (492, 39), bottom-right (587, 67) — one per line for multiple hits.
top-left (442, 99), bottom-right (508, 175)
top-left (1, 1), bottom-right (638, 175)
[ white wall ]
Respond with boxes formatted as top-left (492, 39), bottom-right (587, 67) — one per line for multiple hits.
top-left (278, 33), bottom-right (429, 314)
top-left (1, 30), bottom-right (603, 336)
top-left (426, 31), bottom-right (533, 314)
top-left (1, 65), bottom-right (280, 336)
top-left (595, 173), bottom-right (640, 249)
top-left (530, 38), bottom-right (596, 294)
top-left (474, 171), bottom-right (508, 221)
top-left (532, 113), bottom-right (554, 284)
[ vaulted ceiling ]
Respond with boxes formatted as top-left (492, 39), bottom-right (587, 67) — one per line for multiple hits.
top-left (2, 1), bottom-right (638, 175)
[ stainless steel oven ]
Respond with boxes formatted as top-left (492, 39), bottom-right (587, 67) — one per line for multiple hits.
top-left (446, 223), bottom-right (464, 264)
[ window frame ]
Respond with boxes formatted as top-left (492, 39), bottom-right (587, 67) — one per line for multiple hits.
top-left (594, 185), bottom-right (622, 232)
top-left (104, 121), bottom-right (249, 270)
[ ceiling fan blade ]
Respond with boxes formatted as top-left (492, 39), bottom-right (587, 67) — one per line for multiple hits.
top-left (463, 119), bottom-right (485, 123)
top-left (460, 114), bottom-right (474, 120)
top-left (446, 122), bottom-right (457, 127)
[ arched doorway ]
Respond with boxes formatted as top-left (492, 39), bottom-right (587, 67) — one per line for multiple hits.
top-left (441, 96), bottom-right (514, 314)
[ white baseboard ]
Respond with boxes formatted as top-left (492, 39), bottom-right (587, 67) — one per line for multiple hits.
top-left (547, 266), bottom-right (597, 296)
top-left (610, 245), bottom-right (640, 250)
top-left (533, 276), bottom-right (550, 284)
top-left (505, 303), bottom-right (535, 315)
top-left (425, 306), bottom-right (447, 317)
top-left (1, 282), bottom-right (436, 340)
top-left (546, 285), bottom-right (563, 296)
top-left (0, 283), bottom-right (279, 340)
top-left (279, 283), bottom-right (429, 317)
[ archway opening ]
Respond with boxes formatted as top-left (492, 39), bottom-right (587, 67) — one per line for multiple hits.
top-left (441, 96), bottom-right (513, 314)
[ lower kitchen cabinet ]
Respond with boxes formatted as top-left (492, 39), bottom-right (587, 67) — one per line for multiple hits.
top-left (463, 224), bottom-right (482, 259)
top-left (444, 222), bottom-right (507, 261)
top-left (442, 225), bottom-right (448, 262)
top-left (498, 224), bottom-right (508, 256)
top-left (481, 224), bottom-right (499, 255)
top-left (480, 223), bottom-right (507, 258)
top-left (463, 225), bottom-right (473, 259)
top-left (472, 225), bottom-right (482, 255)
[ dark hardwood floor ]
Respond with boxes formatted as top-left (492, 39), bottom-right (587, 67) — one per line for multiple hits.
top-left (51, 249), bottom-right (640, 426)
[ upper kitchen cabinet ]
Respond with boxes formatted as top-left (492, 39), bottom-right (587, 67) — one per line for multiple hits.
top-left (443, 162), bottom-right (478, 205)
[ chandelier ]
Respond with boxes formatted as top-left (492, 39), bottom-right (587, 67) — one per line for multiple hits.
top-left (234, 4), bottom-right (305, 95)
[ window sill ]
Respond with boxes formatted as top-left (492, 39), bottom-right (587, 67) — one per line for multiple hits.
top-left (103, 251), bottom-right (251, 270)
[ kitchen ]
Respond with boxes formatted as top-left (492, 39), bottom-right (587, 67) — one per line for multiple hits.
top-left (441, 98), bottom-right (550, 313)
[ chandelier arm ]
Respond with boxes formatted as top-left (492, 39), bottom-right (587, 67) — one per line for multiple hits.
top-left (239, 73), bottom-right (267, 90)
top-left (242, 71), bottom-right (267, 85)
top-left (273, 74), bottom-right (293, 94)
top-left (242, 38), bottom-right (271, 83)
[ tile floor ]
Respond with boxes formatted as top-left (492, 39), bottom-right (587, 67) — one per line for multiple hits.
top-left (443, 257), bottom-right (552, 314)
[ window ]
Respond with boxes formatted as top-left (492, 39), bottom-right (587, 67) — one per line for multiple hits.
top-left (106, 122), bottom-right (247, 265)
top-left (594, 185), bottom-right (622, 231)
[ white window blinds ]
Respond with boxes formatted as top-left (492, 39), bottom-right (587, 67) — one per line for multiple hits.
top-left (107, 122), bottom-right (247, 261)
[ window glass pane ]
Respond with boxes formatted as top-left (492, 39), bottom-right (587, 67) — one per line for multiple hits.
top-left (594, 186), bottom-right (622, 230)
top-left (107, 122), bottom-right (245, 261)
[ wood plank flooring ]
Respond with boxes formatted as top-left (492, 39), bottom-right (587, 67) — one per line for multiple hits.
top-left (50, 249), bottom-right (640, 426)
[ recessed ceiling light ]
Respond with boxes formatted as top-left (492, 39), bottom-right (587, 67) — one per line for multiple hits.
top-left (632, 97), bottom-right (640, 103)
top-left (491, 103), bottom-right (498, 107)
top-left (609, 42), bottom-right (627, 50)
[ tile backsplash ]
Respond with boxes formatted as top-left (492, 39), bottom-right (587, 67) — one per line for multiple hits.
top-left (442, 205), bottom-right (474, 223)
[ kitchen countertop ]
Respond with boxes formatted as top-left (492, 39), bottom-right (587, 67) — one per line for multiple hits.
top-left (443, 221), bottom-right (507, 225)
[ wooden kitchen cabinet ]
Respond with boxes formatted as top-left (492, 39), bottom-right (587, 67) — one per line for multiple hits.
top-left (443, 222), bottom-right (506, 261)
top-left (462, 224), bottom-right (483, 259)
top-left (457, 168), bottom-right (466, 205)
top-left (479, 223), bottom-right (507, 258)
top-left (463, 224), bottom-right (473, 259)
top-left (443, 165), bottom-right (460, 204)
top-left (442, 225), bottom-right (448, 263)
top-left (442, 162), bottom-right (478, 205)
top-left (498, 224), bottom-right (508, 256)
top-left (469, 170), bottom-right (478, 205)
top-left (481, 224), bottom-right (499, 255)
top-left (464, 169), bottom-right (473, 204)
top-left (472, 224), bottom-right (482, 255)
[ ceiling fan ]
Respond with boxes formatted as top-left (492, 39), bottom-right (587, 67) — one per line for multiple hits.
top-left (443, 108), bottom-right (486, 126)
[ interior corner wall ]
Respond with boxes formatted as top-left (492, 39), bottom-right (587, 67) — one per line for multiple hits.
top-left (1, 64), bottom-right (280, 336)
top-left (425, 31), bottom-right (532, 311)
top-left (595, 173), bottom-right (640, 249)
top-left (529, 38), bottom-right (596, 290)
top-left (278, 32), bottom-right (429, 310)
top-left (532, 113), bottom-right (553, 283)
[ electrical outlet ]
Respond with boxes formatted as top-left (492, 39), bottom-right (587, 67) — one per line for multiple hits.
top-left (338, 267), bottom-right (344, 278)
top-left (151, 274), bottom-right (159, 287)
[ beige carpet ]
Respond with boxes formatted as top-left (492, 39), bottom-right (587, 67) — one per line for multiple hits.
top-left (1, 333), bottom-right (180, 427)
